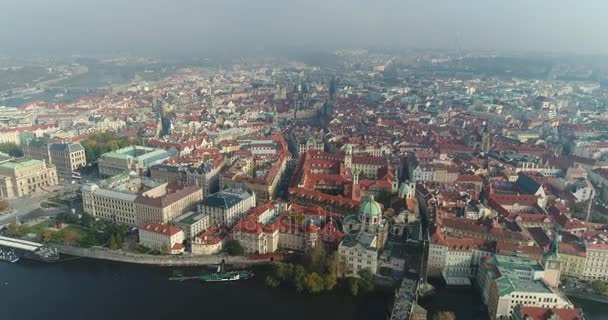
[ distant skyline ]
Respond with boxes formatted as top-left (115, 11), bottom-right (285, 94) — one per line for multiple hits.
top-left (1, 0), bottom-right (607, 56)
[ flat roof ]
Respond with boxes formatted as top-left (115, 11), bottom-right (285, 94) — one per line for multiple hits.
top-left (174, 211), bottom-right (207, 226)
top-left (0, 158), bottom-right (43, 170)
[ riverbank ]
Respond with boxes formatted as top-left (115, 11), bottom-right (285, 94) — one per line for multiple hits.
top-left (50, 244), bottom-right (270, 266)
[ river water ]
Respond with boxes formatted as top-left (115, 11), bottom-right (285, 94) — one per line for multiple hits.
top-left (1, 259), bottom-right (605, 320)
top-left (0, 259), bottom-right (391, 320)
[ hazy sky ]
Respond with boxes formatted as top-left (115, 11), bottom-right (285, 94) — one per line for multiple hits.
top-left (1, 0), bottom-right (607, 56)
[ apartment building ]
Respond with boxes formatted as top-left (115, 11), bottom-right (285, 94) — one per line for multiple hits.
top-left (23, 140), bottom-right (86, 178)
top-left (133, 185), bottom-right (203, 225)
top-left (82, 173), bottom-right (202, 226)
top-left (198, 189), bottom-right (256, 227)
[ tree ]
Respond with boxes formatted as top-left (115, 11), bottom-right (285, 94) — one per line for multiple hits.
top-left (264, 276), bottom-right (280, 288)
top-left (0, 143), bottom-right (23, 157)
top-left (303, 245), bottom-right (326, 273)
top-left (105, 223), bottom-right (128, 248)
top-left (80, 213), bottom-right (93, 228)
top-left (324, 251), bottom-right (339, 276)
top-left (592, 280), bottom-right (608, 295)
top-left (357, 268), bottom-right (375, 293)
top-left (274, 262), bottom-right (294, 282)
top-left (41, 229), bottom-right (57, 243)
top-left (303, 272), bottom-right (325, 294)
top-left (7, 223), bottom-right (23, 237)
top-left (348, 277), bottom-right (360, 296)
top-left (109, 234), bottom-right (120, 250)
top-left (323, 273), bottom-right (337, 291)
top-left (225, 240), bottom-right (245, 256)
top-left (107, 141), bottom-right (120, 151)
top-left (62, 230), bottom-right (81, 246)
top-left (433, 311), bottom-right (456, 320)
top-left (293, 265), bottom-right (307, 292)
top-left (0, 199), bottom-right (10, 211)
top-left (377, 189), bottom-right (393, 208)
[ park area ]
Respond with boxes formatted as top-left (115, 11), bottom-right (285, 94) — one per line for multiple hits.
top-left (4, 213), bottom-right (129, 250)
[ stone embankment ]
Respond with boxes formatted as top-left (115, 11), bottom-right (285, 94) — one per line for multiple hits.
top-left (51, 244), bottom-right (270, 266)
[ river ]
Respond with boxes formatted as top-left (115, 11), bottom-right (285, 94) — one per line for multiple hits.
top-left (0, 259), bottom-right (391, 320)
top-left (2, 259), bottom-right (605, 320)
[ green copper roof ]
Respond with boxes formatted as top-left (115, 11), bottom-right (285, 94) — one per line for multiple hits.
top-left (543, 232), bottom-right (562, 261)
top-left (398, 182), bottom-right (410, 194)
top-left (496, 277), bottom-right (515, 297)
top-left (0, 159), bottom-right (43, 170)
top-left (359, 195), bottom-right (382, 217)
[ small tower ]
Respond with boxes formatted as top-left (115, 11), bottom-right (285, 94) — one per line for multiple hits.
top-left (305, 222), bottom-right (319, 252)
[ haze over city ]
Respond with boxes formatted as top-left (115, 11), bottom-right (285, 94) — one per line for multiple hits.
top-left (2, 2), bottom-right (608, 320)
top-left (1, 0), bottom-right (608, 56)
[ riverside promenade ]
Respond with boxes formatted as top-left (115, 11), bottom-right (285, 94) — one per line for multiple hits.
top-left (50, 244), bottom-right (272, 266)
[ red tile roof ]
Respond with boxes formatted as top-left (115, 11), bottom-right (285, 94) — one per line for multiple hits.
top-left (140, 222), bottom-right (182, 236)
top-left (518, 306), bottom-right (583, 320)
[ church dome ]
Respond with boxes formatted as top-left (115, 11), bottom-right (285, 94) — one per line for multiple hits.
top-left (398, 182), bottom-right (410, 195)
top-left (359, 195), bottom-right (382, 217)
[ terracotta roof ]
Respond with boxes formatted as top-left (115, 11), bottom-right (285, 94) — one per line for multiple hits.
top-left (517, 306), bottom-right (583, 320)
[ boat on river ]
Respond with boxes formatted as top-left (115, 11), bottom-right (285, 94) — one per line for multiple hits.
top-left (0, 248), bottom-right (20, 263)
top-left (199, 270), bottom-right (254, 282)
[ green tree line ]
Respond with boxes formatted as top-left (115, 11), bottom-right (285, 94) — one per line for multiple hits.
top-left (80, 132), bottom-right (141, 163)
top-left (0, 143), bottom-right (23, 157)
top-left (264, 245), bottom-right (373, 296)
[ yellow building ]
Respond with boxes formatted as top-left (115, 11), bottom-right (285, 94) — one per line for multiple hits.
top-left (558, 243), bottom-right (587, 278)
top-left (82, 173), bottom-right (202, 226)
top-left (0, 159), bottom-right (58, 198)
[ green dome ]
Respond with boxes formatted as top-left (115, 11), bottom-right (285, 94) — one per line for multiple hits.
top-left (398, 182), bottom-right (410, 194)
top-left (359, 195), bottom-right (382, 217)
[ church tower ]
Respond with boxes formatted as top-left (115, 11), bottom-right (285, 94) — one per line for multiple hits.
top-left (542, 229), bottom-right (562, 289)
top-left (481, 121), bottom-right (492, 153)
top-left (398, 181), bottom-right (416, 200)
top-left (392, 168), bottom-right (399, 193)
top-left (343, 144), bottom-right (353, 169)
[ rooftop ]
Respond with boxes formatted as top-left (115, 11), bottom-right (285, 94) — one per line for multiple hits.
top-left (199, 189), bottom-right (252, 209)
top-left (139, 222), bottom-right (182, 237)
top-left (0, 158), bottom-right (44, 170)
top-left (174, 211), bottom-right (207, 226)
